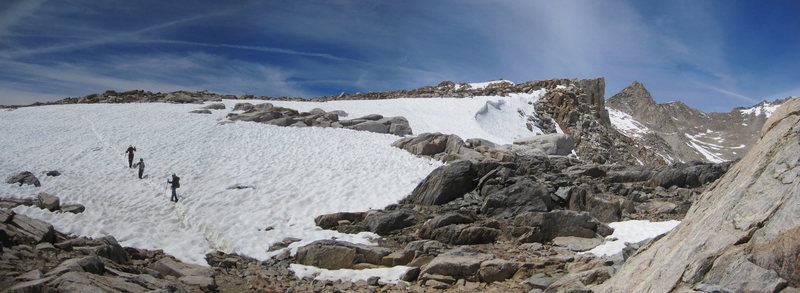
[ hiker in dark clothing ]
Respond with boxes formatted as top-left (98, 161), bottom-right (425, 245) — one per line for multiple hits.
top-left (133, 158), bottom-right (145, 179)
top-left (124, 145), bottom-right (137, 168)
top-left (167, 174), bottom-right (180, 202)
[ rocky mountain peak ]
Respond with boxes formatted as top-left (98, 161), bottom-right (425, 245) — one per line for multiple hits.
top-left (606, 81), bottom-right (657, 114)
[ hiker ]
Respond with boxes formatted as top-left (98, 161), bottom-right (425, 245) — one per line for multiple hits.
top-left (133, 158), bottom-right (145, 179)
top-left (124, 145), bottom-right (137, 168)
top-left (167, 174), bottom-right (180, 202)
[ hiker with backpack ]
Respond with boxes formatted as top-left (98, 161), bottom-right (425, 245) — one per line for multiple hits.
top-left (133, 158), bottom-right (145, 179)
top-left (167, 174), bottom-right (180, 202)
top-left (124, 145), bottom-right (137, 168)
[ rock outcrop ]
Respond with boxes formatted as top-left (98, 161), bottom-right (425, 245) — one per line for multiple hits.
top-left (596, 97), bottom-right (800, 292)
top-left (6, 171), bottom-right (41, 187)
top-left (228, 103), bottom-right (412, 136)
top-left (534, 78), bottom-right (666, 165)
top-left (0, 208), bottom-right (217, 292)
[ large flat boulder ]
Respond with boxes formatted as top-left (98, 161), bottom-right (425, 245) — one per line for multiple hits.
top-left (362, 209), bottom-right (417, 236)
top-left (294, 240), bottom-right (391, 269)
top-left (9, 212), bottom-right (56, 244)
top-left (419, 250), bottom-right (492, 281)
top-left (514, 210), bottom-right (611, 242)
top-left (513, 133), bottom-right (574, 156)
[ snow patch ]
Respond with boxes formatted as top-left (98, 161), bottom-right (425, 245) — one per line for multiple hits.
top-left (582, 220), bottom-right (680, 257)
top-left (684, 133), bottom-right (726, 163)
top-left (740, 102), bottom-right (780, 117)
top-left (290, 264), bottom-right (412, 284)
top-left (606, 107), bottom-right (651, 139)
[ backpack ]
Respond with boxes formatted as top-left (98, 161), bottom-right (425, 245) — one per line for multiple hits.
top-left (174, 177), bottom-right (180, 188)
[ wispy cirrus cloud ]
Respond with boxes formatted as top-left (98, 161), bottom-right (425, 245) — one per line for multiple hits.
top-left (0, 53), bottom-right (311, 105)
top-left (0, 0), bottom-right (47, 37)
top-left (0, 0), bottom-right (798, 111)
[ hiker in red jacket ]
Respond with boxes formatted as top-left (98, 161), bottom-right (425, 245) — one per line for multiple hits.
top-left (124, 145), bottom-right (136, 168)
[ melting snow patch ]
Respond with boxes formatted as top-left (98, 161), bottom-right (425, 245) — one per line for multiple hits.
top-left (740, 102), bottom-right (780, 117)
top-left (685, 133), bottom-right (726, 163)
top-left (290, 264), bottom-right (412, 284)
top-left (606, 107), bottom-right (651, 138)
top-left (582, 220), bottom-right (680, 257)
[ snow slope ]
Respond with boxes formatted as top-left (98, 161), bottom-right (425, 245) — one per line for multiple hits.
top-left (0, 103), bottom-right (440, 265)
top-left (607, 107), bottom-right (650, 139)
top-left (256, 89), bottom-right (547, 145)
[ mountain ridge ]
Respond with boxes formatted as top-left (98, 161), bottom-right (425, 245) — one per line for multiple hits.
top-left (606, 81), bottom-right (789, 164)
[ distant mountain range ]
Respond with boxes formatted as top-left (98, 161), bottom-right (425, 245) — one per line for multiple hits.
top-left (606, 81), bottom-right (788, 164)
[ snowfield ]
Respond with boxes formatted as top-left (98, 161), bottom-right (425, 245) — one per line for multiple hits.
top-left (0, 94), bottom-right (682, 283)
top-left (258, 89), bottom-right (547, 145)
top-left (0, 103), bottom-right (440, 265)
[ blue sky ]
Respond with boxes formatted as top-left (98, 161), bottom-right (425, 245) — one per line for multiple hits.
top-left (1, 0), bottom-right (798, 112)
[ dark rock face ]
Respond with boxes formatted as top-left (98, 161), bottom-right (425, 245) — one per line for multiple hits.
top-left (189, 109), bottom-right (212, 114)
top-left (649, 163), bottom-right (729, 188)
top-left (404, 160), bottom-right (478, 205)
top-left (480, 178), bottom-right (553, 219)
top-left (6, 171), bottom-right (41, 187)
top-left (567, 187), bottom-right (621, 223)
top-left (362, 209), bottom-right (417, 236)
top-left (417, 213), bottom-right (500, 245)
top-left (514, 210), bottom-right (612, 242)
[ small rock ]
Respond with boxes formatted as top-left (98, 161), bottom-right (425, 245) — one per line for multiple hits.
top-left (60, 204), bottom-right (85, 214)
top-left (37, 192), bottom-right (60, 212)
top-left (6, 171), bottom-right (41, 187)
